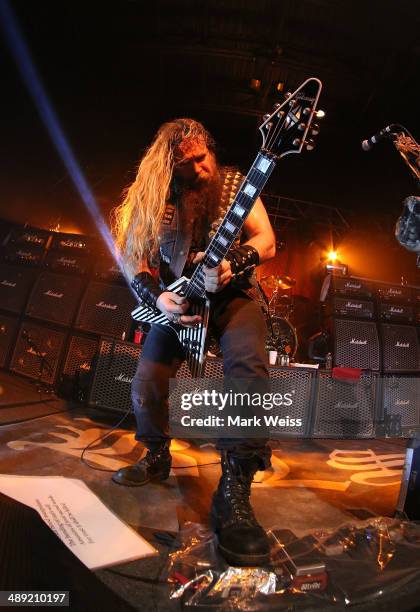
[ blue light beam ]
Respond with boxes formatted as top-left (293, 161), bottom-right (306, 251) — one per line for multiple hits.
top-left (0, 0), bottom-right (129, 282)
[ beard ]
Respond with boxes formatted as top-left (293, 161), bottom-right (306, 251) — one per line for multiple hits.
top-left (177, 167), bottom-right (222, 245)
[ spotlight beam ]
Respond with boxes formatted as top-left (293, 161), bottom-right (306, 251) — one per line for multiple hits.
top-left (0, 0), bottom-right (132, 288)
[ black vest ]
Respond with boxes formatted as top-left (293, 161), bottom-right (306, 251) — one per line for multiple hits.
top-left (157, 168), bottom-right (266, 308)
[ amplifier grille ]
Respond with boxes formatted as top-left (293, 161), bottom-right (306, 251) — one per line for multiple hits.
top-left (382, 376), bottom-right (420, 430)
top-left (0, 265), bottom-right (36, 314)
top-left (89, 339), bottom-right (141, 412)
top-left (75, 282), bottom-right (136, 339)
top-left (333, 319), bottom-right (380, 370)
top-left (312, 371), bottom-right (378, 438)
top-left (0, 313), bottom-right (19, 368)
top-left (25, 272), bottom-right (85, 326)
top-left (10, 321), bottom-right (67, 385)
top-left (380, 324), bottom-right (420, 373)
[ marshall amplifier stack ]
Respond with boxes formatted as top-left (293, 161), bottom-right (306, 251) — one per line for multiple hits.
top-left (0, 221), bottom-right (136, 391)
top-left (326, 276), bottom-right (380, 371)
top-left (325, 274), bottom-right (420, 436)
top-left (326, 275), bottom-right (420, 374)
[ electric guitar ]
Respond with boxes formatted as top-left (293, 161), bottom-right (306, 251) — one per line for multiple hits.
top-left (131, 77), bottom-right (323, 376)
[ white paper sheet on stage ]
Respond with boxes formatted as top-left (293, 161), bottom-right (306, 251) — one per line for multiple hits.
top-left (0, 475), bottom-right (157, 570)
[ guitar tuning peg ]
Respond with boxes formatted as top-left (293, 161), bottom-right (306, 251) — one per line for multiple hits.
top-left (311, 123), bottom-right (320, 135)
top-left (298, 122), bottom-right (307, 131)
top-left (274, 102), bottom-right (282, 110)
top-left (316, 109), bottom-right (325, 119)
top-left (292, 138), bottom-right (301, 147)
top-left (285, 92), bottom-right (292, 99)
top-left (303, 107), bottom-right (311, 116)
top-left (263, 113), bottom-right (271, 121)
top-left (305, 139), bottom-right (315, 151)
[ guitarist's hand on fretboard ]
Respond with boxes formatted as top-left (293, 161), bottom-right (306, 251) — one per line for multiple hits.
top-left (192, 251), bottom-right (233, 293)
top-left (156, 291), bottom-right (202, 327)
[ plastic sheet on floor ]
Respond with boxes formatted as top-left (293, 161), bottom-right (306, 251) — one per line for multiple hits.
top-left (165, 518), bottom-right (420, 609)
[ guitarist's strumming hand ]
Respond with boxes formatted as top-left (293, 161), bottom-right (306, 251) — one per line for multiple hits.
top-left (192, 252), bottom-right (233, 293)
top-left (156, 292), bottom-right (202, 327)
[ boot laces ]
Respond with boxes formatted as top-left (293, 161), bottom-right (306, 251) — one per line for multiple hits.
top-left (226, 474), bottom-right (257, 525)
top-left (143, 447), bottom-right (169, 466)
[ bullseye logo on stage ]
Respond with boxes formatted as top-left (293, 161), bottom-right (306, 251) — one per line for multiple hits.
top-left (169, 377), bottom-right (306, 438)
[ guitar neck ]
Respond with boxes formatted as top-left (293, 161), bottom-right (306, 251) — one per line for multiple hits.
top-left (186, 151), bottom-right (276, 299)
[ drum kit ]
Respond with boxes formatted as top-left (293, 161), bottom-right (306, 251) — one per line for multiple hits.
top-left (261, 274), bottom-right (299, 361)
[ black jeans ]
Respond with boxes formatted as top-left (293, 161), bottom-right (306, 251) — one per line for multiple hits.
top-left (131, 287), bottom-right (271, 468)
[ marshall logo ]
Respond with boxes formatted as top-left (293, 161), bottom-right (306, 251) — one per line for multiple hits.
top-left (395, 341), bottom-right (409, 348)
top-left (45, 290), bottom-right (64, 299)
top-left (345, 281), bottom-right (362, 289)
top-left (387, 288), bottom-right (402, 295)
top-left (346, 301), bottom-right (362, 309)
top-left (390, 307), bottom-right (403, 314)
top-left (26, 346), bottom-right (47, 358)
top-left (1, 280), bottom-right (16, 287)
top-left (396, 399), bottom-right (410, 406)
top-left (59, 239), bottom-right (85, 249)
top-left (350, 338), bottom-right (367, 345)
top-left (79, 362), bottom-right (91, 372)
top-left (57, 257), bottom-right (77, 266)
top-left (114, 373), bottom-right (133, 384)
top-left (335, 401), bottom-right (359, 409)
top-left (22, 234), bottom-right (44, 244)
top-left (96, 301), bottom-right (117, 310)
top-left (17, 250), bottom-right (38, 260)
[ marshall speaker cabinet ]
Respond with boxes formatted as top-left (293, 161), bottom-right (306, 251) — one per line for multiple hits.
top-left (329, 318), bottom-right (380, 371)
top-left (58, 334), bottom-right (100, 400)
top-left (380, 323), bottom-right (420, 373)
top-left (10, 321), bottom-right (67, 385)
top-left (75, 281), bottom-right (136, 340)
top-left (25, 272), bottom-right (85, 327)
top-left (89, 338), bottom-right (141, 413)
top-left (0, 265), bottom-right (36, 315)
top-left (0, 313), bottom-right (19, 368)
top-left (381, 375), bottom-right (420, 432)
top-left (312, 370), bottom-right (379, 438)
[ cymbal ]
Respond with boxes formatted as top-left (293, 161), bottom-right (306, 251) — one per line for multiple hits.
top-left (261, 274), bottom-right (296, 290)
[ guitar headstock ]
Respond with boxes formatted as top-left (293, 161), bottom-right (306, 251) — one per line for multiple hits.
top-left (259, 78), bottom-right (323, 159)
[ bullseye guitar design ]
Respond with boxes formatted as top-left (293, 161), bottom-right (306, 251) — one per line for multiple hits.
top-left (131, 78), bottom-right (323, 376)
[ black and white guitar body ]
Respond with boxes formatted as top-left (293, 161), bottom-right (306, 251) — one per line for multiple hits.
top-left (131, 275), bottom-right (210, 377)
top-left (131, 77), bottom-right (323, 377)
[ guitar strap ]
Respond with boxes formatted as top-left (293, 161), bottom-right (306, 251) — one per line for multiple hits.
top-left (171, 205), bottom-right (193, 278)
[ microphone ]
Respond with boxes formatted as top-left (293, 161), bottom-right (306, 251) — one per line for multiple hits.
top-left (361, 124), bottom-right (397, 151)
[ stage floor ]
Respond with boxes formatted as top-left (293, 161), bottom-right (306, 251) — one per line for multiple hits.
top-left (0, 371), bottom-right (413, 611)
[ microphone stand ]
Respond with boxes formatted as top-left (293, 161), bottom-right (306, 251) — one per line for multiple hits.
top-left (21, 331), bottom-right (55, 397)
top-left (391, 125), bottom-right (420, 185)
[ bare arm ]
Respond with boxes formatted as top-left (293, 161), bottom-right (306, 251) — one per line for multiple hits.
top-left (196, 197), bottom-right (276, 292)
top-left (241, 197), bottom-right (276, 263)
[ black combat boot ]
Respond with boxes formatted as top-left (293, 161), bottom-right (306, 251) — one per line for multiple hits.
top-left (112, 443), bottom-right (171, 486)
top-left (210, 451), bottom-right (270, 566)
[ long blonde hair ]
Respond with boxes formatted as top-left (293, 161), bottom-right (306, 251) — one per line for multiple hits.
top-left (111, 118), bottom-right (215, 278)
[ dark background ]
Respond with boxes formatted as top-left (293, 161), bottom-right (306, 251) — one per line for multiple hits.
top-left (0, 0), bottom-right (419, 284)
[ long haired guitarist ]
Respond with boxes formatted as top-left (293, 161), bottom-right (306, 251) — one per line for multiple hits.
top-left (110, 77), bottom-right (322, 565)
top-left (111, 118), bottom-right (276, 566)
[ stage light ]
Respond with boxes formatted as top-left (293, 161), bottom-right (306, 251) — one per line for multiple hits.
top-left (327, 250), bottom-right (338, 262)
top-left (275, 81), bottom-right (285, 93)
top-left (316, 110), bottom-right (326, 118)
